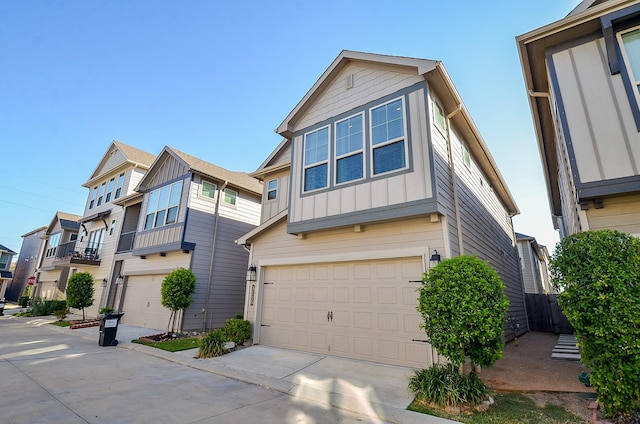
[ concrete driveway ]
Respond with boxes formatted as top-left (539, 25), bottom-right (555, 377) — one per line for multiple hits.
top-left (0, 314), bottom-right (456, 424)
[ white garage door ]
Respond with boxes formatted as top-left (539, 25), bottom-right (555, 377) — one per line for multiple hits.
top-left (120, 275), bottom-right (170, 331)
top-left (259, 258), bottom-right (437, 368)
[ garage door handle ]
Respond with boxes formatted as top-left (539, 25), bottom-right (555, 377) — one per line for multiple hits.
top-left (327, 311), bottom-right (330, 322)
top-left (329, 311), bottom-right (333, 321)
top-left (261, 324), bottom-right (270, 327)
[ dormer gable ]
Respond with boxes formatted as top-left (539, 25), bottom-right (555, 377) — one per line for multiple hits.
top-left (83, 141), bottom-right (155, 187)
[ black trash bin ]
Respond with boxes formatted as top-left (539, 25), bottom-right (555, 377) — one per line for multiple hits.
top-left (0, 298), bottom-right (5, 316)
top-left (99, 312), bottom-right (124, 346)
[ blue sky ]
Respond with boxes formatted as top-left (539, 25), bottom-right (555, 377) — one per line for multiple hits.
top-left (0, 0), bottom-right (581, 255)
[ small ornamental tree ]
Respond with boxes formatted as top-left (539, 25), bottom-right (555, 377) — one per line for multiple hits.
top-left (161, 268), bottom-right (196, 335)
top-left (65, 272), bottom-right (95, 321)
top-left (550, 230), bottom-right (640, 417)
top-left (417, 255), bottom-right (509, 371)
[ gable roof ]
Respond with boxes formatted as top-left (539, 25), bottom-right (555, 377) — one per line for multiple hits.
top-left (83, 141), bottom-right (156, 187)
top-left (45, 211), bottom-right (82, 235)
top-left (274, 50), bottom-right (518, 215)
top-left (0, 243), bottom-right (17, 255)
top-left (140, 146), bottom-right (262, 195)
top-left (251, 138), bottom-right (291, 180)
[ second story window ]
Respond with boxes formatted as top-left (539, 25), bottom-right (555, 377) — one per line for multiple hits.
top-left (0, 253), bottom-right (9, 270)
top-left (267, 179), bottom-right (278, 200)
top-left (303, 126), bottom-right (329, 192)
top-left (224, 188), bottom-right (237, 206)
top-left (109, 219), bottom-right (116, 236)
top-left (620, 27), bottom-right (640, 108)
top-left (433, 100), bottom-right (446, 133)
top-left (144, 181), bottom-right (183, 230)
top-left (105, 178), bottom-right (115, 203)
top-left (335, 113), bottom-right (364, 184)
top-left (202, 181), bottom-right (217, 199)
top-left (114, 173), bottom-right (125, 199)
top-left (45, 233), bottom-right (61, 257)
top-left (371, 98), bottom-right (407, 175)
top-left (96, 182), bottom-right (106, 207)
top-left (89, 186), bottom-right (98, 209)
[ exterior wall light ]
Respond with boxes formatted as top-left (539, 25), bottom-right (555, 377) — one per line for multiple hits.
top-left (430, 250), bottom-right (441, 266)
top-left (102, 278), bottom-right (108, 287)
top-left (246, 265), bottom-right (257, 282)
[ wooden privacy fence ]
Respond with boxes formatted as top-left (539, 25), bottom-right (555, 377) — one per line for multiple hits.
top-left (525, 293), bottom-right (574, 334)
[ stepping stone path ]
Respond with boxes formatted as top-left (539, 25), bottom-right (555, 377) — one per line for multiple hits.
top-left (551, 334), bottom-right (581, 360)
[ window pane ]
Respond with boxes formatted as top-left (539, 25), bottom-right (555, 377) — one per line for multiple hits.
top-left (144, 213), bottom-right (155, 230)
top-left (146, 191), bottom-right (159, 213)
top-left (224, 189), bottom-right (237, 205)
top-left (202, 181), bottom-right (216, 198)
top-left (114, 174), bottom-right (125, 199)
top-left (304, 163), bottom-right (328, 191)
top-left (337, 153), bottom-right (363, 184)
top-left (623, 29), bottom-right (640, 81)
top-left (166, 206), bottom-right (178, 224)
top-left (157, 186), bottom-right (170, 209)
top-left (373, 141), bottom-right (406, 174)
top-left (336, 115), bottom-right (362, 156)
top-left (169, 181), bottom-right (182, 206)
top-left (267, 179), bottom-right (277, 190)
top-left (305, 127), bottom-right (328, 165)
top-left (154, 209), bottom-right (166, 227)
top-left (267, 190), bottom-right (277, 200)
top-left (371, 99), bottom-right (404, 145)
top-left (371, 124), bottom-right (388, 145)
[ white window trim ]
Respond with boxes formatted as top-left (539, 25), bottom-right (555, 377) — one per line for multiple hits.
top-left (369, 96), bottom-right (409, 177)
top-left (266, 179), bottom-right (278, 201)
top-left (114, 173), bottom-right (125, 200)
top-left (433, 98), bottom-right (447, 135)
top-left (200, 180), bottom-right (218, 201)
top-left (462, 143), bottom-right (471, 169)
top-left (334, 112), bottom-right (365, 186)
top-left (303, 125), bottom-right (330, 193)
top-left (223, 188), bottom-right (238, 206)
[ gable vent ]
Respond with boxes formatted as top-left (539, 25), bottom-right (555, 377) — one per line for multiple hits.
top-left (346, 73), bottom-right (354, 89)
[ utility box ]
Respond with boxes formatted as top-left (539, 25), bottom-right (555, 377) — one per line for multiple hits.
top-left (99, 312), bottom-right (124, 346)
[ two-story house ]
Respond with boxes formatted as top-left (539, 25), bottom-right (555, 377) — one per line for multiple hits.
top-left (6, 226), bottom-right (46, 301)
top-left (34, 212), bottom-right (82, 300)
top-left (237, 51), bottom-right (525, 368)
top-left (516, 233), bottom-right (552, 294)
top-left (0, 243), bottom-right (17, 299)
top-left (52, 141), bottom-right (156, 318)
top-left (518, 0), bottom-right (640, 239)
top-left (109, 146), bottom-right (262, 332)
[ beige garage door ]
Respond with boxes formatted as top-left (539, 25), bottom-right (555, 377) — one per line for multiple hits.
top-left (120, 275), bottom-right (170, 331)
top-left (259, 258), bottom-right (437, 368)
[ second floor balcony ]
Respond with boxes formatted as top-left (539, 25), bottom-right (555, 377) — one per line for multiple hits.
top-left (52, 240), bottom-right (103, 267)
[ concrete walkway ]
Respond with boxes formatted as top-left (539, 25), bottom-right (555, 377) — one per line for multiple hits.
top-left (0, 309), bottom-right (457, 424)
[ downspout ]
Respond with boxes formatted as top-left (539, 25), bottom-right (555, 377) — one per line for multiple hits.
top-left (242, 242), bottom-right (253, 320)
top-left (446, 104), bottom-right (464, 255)
top-left (202, 181), bottom-right (228, 332)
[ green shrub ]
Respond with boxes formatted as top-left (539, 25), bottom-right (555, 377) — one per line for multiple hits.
top-left (198, 329), bottom-right (227, 358)
top-left (551, 230), bottom-right (640, 417)
top-left (18, 296), bottom-right (29, 308)
top-left (54, 307), bottom-right (69, 321)
top-left (31, 299), bottom-right (68, 317)
top-left (409, 363), bottom-right (488, 407)
top-left (417, 255), bottom-right (509, 369)
top-left (223, 318), bottom-right (251, 345)
top-left (161, 268), bottom-right (196, 334)
top-left (66, 272), bottom-right (95, 320)
top-left (99, 307), bottom-right (114, 315)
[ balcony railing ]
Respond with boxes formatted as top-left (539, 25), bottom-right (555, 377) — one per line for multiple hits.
top-left (54, 240), bottom-right (103, 265)
top-left (117, 231), bottom-right (136, 253)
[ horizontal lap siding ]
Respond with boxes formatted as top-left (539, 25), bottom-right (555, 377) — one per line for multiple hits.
top-left (586, 193), bottom-right (640, 236)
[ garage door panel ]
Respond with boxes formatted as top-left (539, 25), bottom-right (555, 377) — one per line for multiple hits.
top-left (260, 259), bottom-right (434, 368)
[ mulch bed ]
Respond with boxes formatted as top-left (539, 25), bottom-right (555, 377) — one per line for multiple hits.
top-left (69, 319), bottom-right (100, 329)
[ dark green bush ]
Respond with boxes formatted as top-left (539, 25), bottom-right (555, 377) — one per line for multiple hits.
top-left (417, 255), bottom-right (509, 369)
top-left (223, 318), bottom-right (251, 345)
top-left (198, 329), bottom-right (227, 358)
top-left (66, 272), bottom-right (95, 320)
top-left (409, 363), bottom-right (488, 407)
top-left (99, 307), bottom-right (114, 315)
top-left (31, 299), bottom-right (68, 316)
top-left (18, 296), bottom-right (29, 308)
top-left (551, 230), bottom-right (640, 417)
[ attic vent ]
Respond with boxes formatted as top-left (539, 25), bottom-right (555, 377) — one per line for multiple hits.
top-left (346, 73), bottom-right (354, 90)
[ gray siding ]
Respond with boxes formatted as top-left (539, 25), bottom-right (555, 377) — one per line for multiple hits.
top-left (8, 229), bottom-right (45, 301)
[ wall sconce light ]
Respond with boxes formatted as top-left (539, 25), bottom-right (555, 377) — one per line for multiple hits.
top-left (115, 275), bottom-right (124, 285)
top-left (102, 278), bottom-right (108, 287)
top-left (430, 250), bottom-right (441, 266)
top-left (246, 265), bottom-right (257, 282)
top-left (54, 280), bottom-right (59, 286)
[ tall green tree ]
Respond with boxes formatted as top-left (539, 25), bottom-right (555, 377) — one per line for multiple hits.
top-left (417, 255), bottom-right (509, 371)
top-left (551, 230), bottom-right (640, 417)
top-left (161, 268), bottom-right (196, 334)
top-left (65, 272), bottom-right (95, 320)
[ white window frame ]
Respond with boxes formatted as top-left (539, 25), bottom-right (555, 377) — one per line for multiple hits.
top-left (45, 233), bottom-right (61, 257)
top-left (433, 99), bottom-right (447, 134)
top-left (303, 125), bottom-right (330, 192)
top-left (462, 143), bottom-right (471, 169)
top-left (143, 181), bottom-right (183, 230)
top-left (334, 112), bottom-right (365, 186)
top-left (266, 179), bottom-right (278, 201)
top-left (109, 219), bottom-right (116, 236)
top-left (105, 177), bottom-right (115, 203)
top-left (89, 186), bottom-right (98, 209)
top-left (201, 180), bottom-right (217, 200)
top-left (223, 188), bottom-right (237, 206)
top-left (114, 173), bottom-right (125, 199)
top-left (96, 182), bottom-right (106, 207)
top-left (369, 96), bottom-right (409, 176)
top-left (618, 26), bottom-right (640, 109)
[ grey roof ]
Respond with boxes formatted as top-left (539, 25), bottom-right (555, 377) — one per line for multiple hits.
top-left (0, 244), bottom-right (17, 254)
top-left (566, 0), bottom-right (608, 17)
top-left (113, 140), bottom-right (156, 167)
top-left (515, 232), bottom-right (533, 240)
top-left (167, 147), bottom-right (263, 195)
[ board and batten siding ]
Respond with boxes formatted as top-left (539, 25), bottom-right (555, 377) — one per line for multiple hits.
top-left (261, 170), bottom-right (290, 223)
top-left (289, 86), bottom-right (433, 225)
top-left (550, 37), bottom-right (640, 184)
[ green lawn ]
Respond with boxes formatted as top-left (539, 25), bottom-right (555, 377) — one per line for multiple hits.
top-left (409, 392), bottom-right (584, 424)
top-left (131, 337), bottom-right (200, 352)
top-left (49, 321), bottom-right (71, 327)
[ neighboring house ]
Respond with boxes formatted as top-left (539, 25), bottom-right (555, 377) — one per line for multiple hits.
top-left (7, 226), bottom-right (46, 301)
top-left (34, 212), bottom-right (82, 300)
top-left (109, 146), bottom-right (262, 332)
top-left (0, 243), bottom-right (17, 299)
top-left (237, 51), bottom-right (524, 368)
top-left (516, 233), bottom-right (553, 294)
top-left (517, 0), bottom-right (640, 239)
top-left (54, 141), bottom-right (156, 318)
